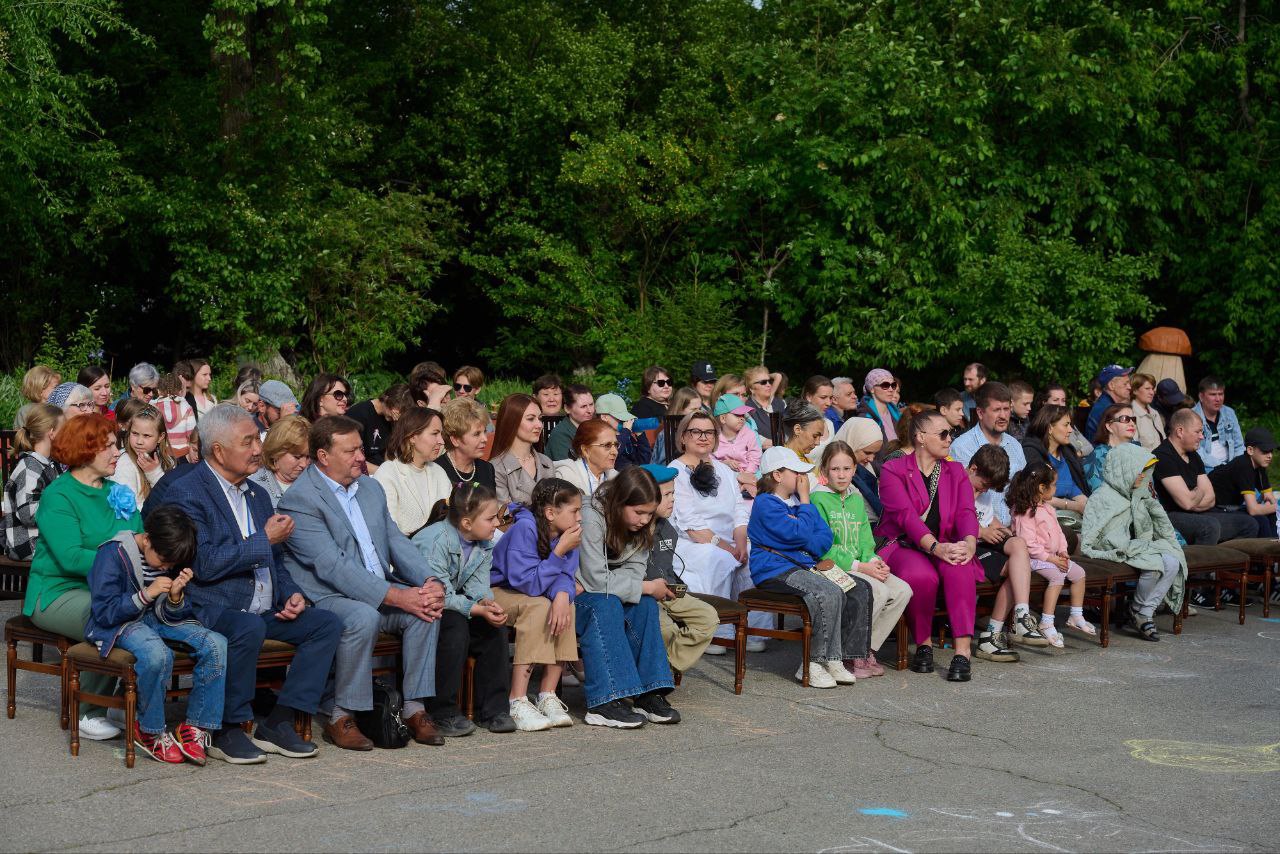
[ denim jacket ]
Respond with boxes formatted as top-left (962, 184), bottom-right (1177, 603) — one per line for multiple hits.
top-left (1193, 403), bottom-right (1243, 472)
top-left (412, 520), bottom-right (495, 616)
top-left (86, 532), bottom-right (194, 657)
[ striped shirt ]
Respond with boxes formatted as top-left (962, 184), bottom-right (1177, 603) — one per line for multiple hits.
top-left (2, 452), bottom-right (61, 561)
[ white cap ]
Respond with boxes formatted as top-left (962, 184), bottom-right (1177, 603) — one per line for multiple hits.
top-left (759, 446), bottom-right (815, 475)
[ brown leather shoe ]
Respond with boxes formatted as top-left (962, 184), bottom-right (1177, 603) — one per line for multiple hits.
top-left (404, 711), bottom-right (445, 746)
top-left (322, 716), bottom-right (373, 751)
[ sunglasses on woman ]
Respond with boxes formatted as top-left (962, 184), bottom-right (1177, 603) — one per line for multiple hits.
top-left (876, 381), bottom-right (899, 390)
top-left (651, 379), bottom-right (672, 388)
top-left (454, 383), bottom-right (473, 393)
top-left (752, 378), bottom-right (773, 386)
top-left (1109, 415), bottom-right (1136, 424)
top-left (327, 389), bottom-right (349, 401)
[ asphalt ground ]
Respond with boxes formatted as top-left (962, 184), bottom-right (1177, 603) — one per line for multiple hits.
top-left (2, 597), bottom-right (1278, 853)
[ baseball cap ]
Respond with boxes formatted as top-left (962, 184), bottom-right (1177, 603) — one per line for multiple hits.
top-left (691, 361), bottom-right (717, 383)
top-left (258, 380), bottom-right (299, 410)
top-left (1155, 378), bottom-right (1187, 407)
top-left (712, 393), bottom-right (753, 417)
top-left (1245, 427), bottom-right (1276, 453)
top-left (639, 463), bottom-right (679, 484)
top-left (1097, 364), bottom-right (1134, 387)
top-left (759, 446), bottom-right (815, 475)
top-left (594, 393), bottom-right (636, 422)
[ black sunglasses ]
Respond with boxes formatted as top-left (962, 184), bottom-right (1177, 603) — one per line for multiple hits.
top-left (876, 381), bottom-right (899, 390)
top-left (652, 379), bottom-right (673, 388)
top-left (140, 387), bottom-right (157, 396)
top-left (752, 378), bottom-right (773, 386)
top-left (454, 383), bottom-right (473, 393)
top-left (328, 389), bottom-right (349, 401)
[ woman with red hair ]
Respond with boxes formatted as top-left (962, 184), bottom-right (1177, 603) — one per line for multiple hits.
top-left (553, 419), bottom-right (618, 498)
top-left (23, 414), bottom-right (144, 741)
top-left (490, 394), bottom-right (555, 506)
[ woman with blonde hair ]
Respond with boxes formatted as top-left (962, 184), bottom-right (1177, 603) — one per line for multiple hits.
top-left (2, 404), bottom-right (64, 560)
top-left (110, 405), bottom-right (176, 502)
top-left (247, 415), bottom-right (312, 508)
top-left (743, 366), bottom-right (784, 449)
top-left (436, 397), bottom-right (495, 491)
top-left (22, 366), bottom-right (61, 405)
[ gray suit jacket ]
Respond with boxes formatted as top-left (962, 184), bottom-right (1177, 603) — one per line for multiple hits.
top-left (278, 464), bottom-right (433, 608)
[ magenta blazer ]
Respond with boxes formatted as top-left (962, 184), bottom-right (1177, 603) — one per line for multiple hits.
top-left (875, 455), bottom-right (983, 580)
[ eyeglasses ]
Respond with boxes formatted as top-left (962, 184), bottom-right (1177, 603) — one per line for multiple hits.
top-left (72, 402), bottom-right (96, 412)
top-left (327, 389), bottom-right (349, 401)
top-left (1109, 415), bottom-right (1136, 424)
top-left (652, 379), bottom-right (672, 388)
top-left (140, 387), bottom-right (157, 397)
top-left (876, 381), bottom-right (899, 390)
top-left (591, 441), bottom-right (621, 450)
top-left (752, 378), bottom-right (773, 386)
top-left (684, 429), bottom-right (716, 439)
top-left (454, 383), bottom-right (473, 393)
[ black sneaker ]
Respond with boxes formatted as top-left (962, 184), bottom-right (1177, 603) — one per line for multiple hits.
top-left (252, 718), bottom-right (318, 758)
top-left (1189, 589), bottom-right (1211, 607)
top-left (633, 691), bottom-right (681, 724)
top-left (946, 654), bottom-right (972, 682)
top-left (1011, 612), bottom-right (1050, 647)
top-left (583, 700), bottom-right (646, 729)
top-left (207, 726), bottom-right (267, 765)
top-left (910, 644), bottom-right (934, 673)
top-left (433, 714), bottom-right (477, 737)
top-left (974, 631), bottom-right (1020, 663)
top-left (482, 713), bottom-right (517, 734)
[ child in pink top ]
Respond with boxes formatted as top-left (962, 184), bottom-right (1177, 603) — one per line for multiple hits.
top-left (153, 373), bottom-right (197, 458)
top-left (712, 394), bottom-right (761, 498)
top-left (1008, 462), bottom-right (1094, 648)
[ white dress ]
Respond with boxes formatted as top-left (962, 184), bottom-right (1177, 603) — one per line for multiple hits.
top-left (671, 457), bottom-right (772, 637)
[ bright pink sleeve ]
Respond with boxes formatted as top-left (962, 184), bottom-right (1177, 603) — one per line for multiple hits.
top-left (879, 461), bottom-right (931, 544)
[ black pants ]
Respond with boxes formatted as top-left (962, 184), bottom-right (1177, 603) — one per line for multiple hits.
top-left (425, 610), bottom-right (510, 723)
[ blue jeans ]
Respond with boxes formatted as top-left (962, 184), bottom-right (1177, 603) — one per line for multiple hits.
top-left (116, 612), bottom-right (227, 735)
top-left (574, 593), bottom-right (672, 709)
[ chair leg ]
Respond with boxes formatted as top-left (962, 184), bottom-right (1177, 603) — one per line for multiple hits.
top-left (673, 670), bottom-right (682, 687)
top-left (1213, 575), bottom-right (1222, 611)
top-left (1264, 563), bottom-right (1273, 619)
top-left (1239, 572), bottom-right (1248, 625)
top-left (1174, 598), bottom-right (1186, 635)
top-left (462, 658), bottom-right (475, 721)
top-left (734, 616), bottom-right (745, 695)
top-left (69, 667), bottom-right (80, 758)
top-left (5, 636), bottom-right (15, 720)
top-left (896, 616), bottom-right (909, 671)
top-left (800, 615), bottom-right (811, 687)
top-left (59, 646), bottom-right (70, 730)
top-left (1100, 587), bottom-right (1112, 649)
top-left (124, 672), bottom-right (137, 769)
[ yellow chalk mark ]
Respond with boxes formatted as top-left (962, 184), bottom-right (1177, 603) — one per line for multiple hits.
top-left (1125, 739), bottom-right (1280, 773)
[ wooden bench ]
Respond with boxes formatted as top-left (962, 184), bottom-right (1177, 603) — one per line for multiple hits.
top-left (5, 615), bottom-right (71, 729)
top-left (1181, 543), bottom-right (1253, 628)
top-left (1215, 538), bottom-right (1279, 623)
top-left (670, 593), bottom-right (747, 695)
top-left (737, 589), bottom-right (813, 685)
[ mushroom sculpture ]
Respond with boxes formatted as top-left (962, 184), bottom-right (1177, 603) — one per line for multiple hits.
top-left (1136, 327), bottom-right (1192, 391)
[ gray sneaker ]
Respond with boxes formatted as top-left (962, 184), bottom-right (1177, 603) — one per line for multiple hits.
top-left (975, 631), bottom-right (1020, 663)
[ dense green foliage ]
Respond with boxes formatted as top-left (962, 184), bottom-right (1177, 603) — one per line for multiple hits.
top-left (1, 0), bottom-right (1275, 402)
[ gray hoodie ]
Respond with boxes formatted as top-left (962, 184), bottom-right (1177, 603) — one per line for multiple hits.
top-left (575, 498), bottom-right (648, 603)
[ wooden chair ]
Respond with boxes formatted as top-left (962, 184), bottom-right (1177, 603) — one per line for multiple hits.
top-left (1178, 544), bottom-right (1250, 632)
top-left (737, 589), bottom-right (812, 685)
top-left (5, 615), bottom-right (70, 729)
top-left (671, 593), bottom-right (747, 694)
top-left (1211, 538), bottom-right (1278, 623)
top-left (0, 429), bottom-right (18, 486)
top-left (0, 556), bottom-right (32, 601)
top-left (536, 415), bottom-right (565, 455)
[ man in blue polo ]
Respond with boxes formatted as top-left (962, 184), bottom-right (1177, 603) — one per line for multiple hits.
top-left (1085, 364), bottom-right (1133, 438)
top-left (951, 381), bottom-right (1026, 525)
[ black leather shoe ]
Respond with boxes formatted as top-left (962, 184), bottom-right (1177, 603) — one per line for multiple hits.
top-left (946, 654), bottom-right (972, 682)
top-left (910, 645), bottom-right (934, 673)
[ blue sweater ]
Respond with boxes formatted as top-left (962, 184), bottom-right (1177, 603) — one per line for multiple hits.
top-left (746, 494), bottom-right (835, 585)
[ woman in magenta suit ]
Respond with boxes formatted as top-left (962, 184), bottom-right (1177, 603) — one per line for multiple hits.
top-left (875, 410), bottom-right (981, 682)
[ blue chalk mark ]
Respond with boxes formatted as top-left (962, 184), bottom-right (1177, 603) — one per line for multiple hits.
top-left (860, 808), bottom-right (909, 819)
top-left (1260, 618), bottom-right (1280, 623)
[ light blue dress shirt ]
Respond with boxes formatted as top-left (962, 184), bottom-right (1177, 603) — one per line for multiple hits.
top-left (207, 463), bottom-right (273, 614)
top-left (315, 468), bottom-right (385, 578)
top-left (950, 424), bottom-right (1027, 525)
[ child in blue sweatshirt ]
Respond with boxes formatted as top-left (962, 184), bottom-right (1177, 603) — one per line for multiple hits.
top-left (491, 477), bottom-right (582, 731)
top-left (87, 506), bottom-right (226, 764)
top-left (747, 447), bottom-right (872, 689)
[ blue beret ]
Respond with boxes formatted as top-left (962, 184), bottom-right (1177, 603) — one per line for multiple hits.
top-left (639, 463), bottom-right (678, 484)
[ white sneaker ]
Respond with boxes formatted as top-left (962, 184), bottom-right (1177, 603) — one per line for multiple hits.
top-left (702, 643), bottom-right (728, 656)
top-left (508, 697), bottom-right (551, 732)
top-left (78, 715), bottom-right (122, 741)
top-left (825, 660), bottom-right (856, 685)
top-left (536, 694), bottom-right (573, 728)
top-left (1041, 625), bottom-right (1065, 649)
top-left (745, 637), bottom-right (767, 653)
top-left (795, 662), bottom-right (836, 688)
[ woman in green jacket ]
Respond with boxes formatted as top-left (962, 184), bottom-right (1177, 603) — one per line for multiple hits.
top-left (24, 413), bottom-right (143, 739)
top-left (810, 441), bottom-right (913, 676)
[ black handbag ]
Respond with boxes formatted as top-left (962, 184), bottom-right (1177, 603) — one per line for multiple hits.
top-left (354, 675), bottom-right (411, 749)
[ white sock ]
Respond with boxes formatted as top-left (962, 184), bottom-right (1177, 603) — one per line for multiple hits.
top-left (402, 700), bottom-right (424, 718)
top-left (1040, 614), bottom-right (1056, 628)
top-left (1013, 603), bottom-right (1030, 619)
top-left (987, 619), bottom-right (1005, 634)
top-left (1069, 606), bottom-right (1084, 618)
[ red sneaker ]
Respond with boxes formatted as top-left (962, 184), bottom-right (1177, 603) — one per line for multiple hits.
top-left (175, 723), bottom-right (210, 766)
top-left (134, 724), bottom-right (183, 764)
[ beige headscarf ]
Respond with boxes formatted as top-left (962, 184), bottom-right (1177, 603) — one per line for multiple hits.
top-left (835, 416), bottom-right (884, 468)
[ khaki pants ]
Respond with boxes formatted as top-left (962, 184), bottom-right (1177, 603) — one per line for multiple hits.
top-left (658, 594), bottom-right (718, 672)
top-left (852, 570), bottom-right (914, 651)
top-left (491, 588), bottom-right (578, 665)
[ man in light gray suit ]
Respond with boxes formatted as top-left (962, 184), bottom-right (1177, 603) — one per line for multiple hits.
top-left (279, 415), bottom-right (447, 751)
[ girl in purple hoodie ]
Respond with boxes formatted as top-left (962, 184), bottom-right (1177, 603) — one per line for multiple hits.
top-left (490, 477), bottom-right (583, 731)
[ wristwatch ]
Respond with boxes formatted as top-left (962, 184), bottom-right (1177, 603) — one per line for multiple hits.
top-left (711, 535), bottom-right (722, 547)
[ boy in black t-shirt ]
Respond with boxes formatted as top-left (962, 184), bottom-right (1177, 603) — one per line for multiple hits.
top-left (1207, 427), bottom-right (1277, 538)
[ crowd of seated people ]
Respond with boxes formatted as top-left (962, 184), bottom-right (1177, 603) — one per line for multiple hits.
top-left (2, 354), bottom-right (1275, 767)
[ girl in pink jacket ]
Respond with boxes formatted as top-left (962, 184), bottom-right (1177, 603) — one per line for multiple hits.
top-left (1009, 463), bottom-right (1094, 648)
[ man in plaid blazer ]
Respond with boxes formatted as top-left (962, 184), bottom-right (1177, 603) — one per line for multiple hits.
top-left (162, 404), bottom-right (341, 765)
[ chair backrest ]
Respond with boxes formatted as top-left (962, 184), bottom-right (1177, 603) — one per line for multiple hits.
top-left (536, 415), bottom-right (565, 455)
top-left (662, 415), bottom-right (686, 463)
top-left (0, 429), bottom-right (17, 487)
top-left (768, 412), bottom-right (785, 447)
